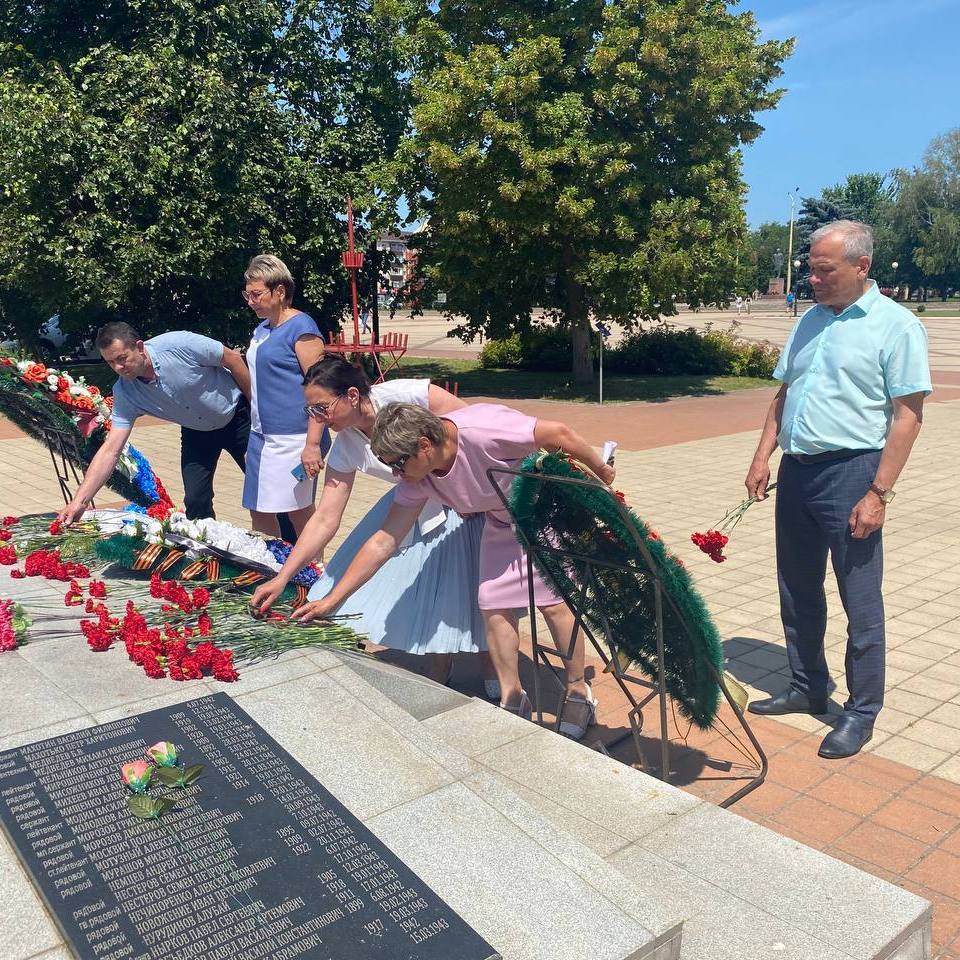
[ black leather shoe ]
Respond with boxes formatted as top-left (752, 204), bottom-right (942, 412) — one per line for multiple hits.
top-left (818, 714), bottom-right (873, 759)
top-left (747, 688), bottom-right (828, 716)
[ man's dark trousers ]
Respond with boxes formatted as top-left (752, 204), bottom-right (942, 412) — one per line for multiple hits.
top-left (180, 398), bottom-right (250, 520)
top-left (775, 449), bottom-right (885, 722)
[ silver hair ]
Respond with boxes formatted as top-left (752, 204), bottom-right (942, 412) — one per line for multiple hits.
top-left (809, 220), bottom-right (874, 263)
top-left (244, 253), bottom-right (296, 304)
top-left (371, 403), bottom-right (445, 462)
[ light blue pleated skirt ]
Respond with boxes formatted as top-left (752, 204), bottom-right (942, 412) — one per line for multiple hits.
top-left (307, 490), bottom-right (487, 655)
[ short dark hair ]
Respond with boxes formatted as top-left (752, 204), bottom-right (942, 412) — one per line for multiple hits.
top-left (302, 355), bottom-right (371, 398)
top-left (95, 321), bottom-right (141, 351)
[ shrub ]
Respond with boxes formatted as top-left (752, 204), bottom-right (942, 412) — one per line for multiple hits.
top-left (478, 322), bottom-right (779, 378)
top-left (607, 325), bottom-right (779, 378)
top-left (478, 334), bottom-right (523, 369)
top-left (916, 303), bottom-right (926, 313)
top-left (478, 326), bottom-right (574, 371)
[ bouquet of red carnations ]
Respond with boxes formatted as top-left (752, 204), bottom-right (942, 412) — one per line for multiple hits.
top-left (691, 483), bottom-right (777, 563)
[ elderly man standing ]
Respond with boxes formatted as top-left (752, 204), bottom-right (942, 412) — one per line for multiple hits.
top-left (745, 221), bottom-right (930, 759)
top-left (58, 322), bottom-right (252, 523)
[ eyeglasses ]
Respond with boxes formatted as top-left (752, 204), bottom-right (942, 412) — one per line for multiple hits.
top-left (303, 394), bottom-right (345, 420)
top-left (241, 288), bottom-right (269, 303)
top-left (377, 452), bottom-right (412, 476)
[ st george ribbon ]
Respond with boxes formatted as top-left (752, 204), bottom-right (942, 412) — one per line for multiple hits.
top-left (0, 693), bottom-right (500, 960)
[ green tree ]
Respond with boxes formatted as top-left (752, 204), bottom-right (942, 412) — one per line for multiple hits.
top-left (796, 174), bottom-right (898, 287)
top-left (0, 0), bottom-right (410, 348)
top-left (822, 173), bottom-right (894, 224)
top-left (386, 0), bottom-right (792, 385)
top-left (746, 221), bottom-right (790, 293)
top-left (891, 129), bottom-right (960, 296)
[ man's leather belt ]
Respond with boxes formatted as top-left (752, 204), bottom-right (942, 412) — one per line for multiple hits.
top-left (788, 448), bottom-right (880, 464)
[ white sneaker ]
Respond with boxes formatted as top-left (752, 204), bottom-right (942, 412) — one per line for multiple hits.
top-left (483, 676), bottom-right (501, 700)
top-left (500, 690), bottom-right (532, 721)
top-left (558, 685), bottom-right (598, 741)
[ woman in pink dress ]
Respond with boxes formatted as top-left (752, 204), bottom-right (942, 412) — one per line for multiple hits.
top-left (292, 401), bottom-right (616, 740)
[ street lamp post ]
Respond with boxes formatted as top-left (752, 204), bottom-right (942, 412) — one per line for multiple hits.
top-left (792, 258), bottom-right (801, 316)
top-left (891, 261), bottom-right (899, 300)
top-left (785, 187), bottom-right (800, 296)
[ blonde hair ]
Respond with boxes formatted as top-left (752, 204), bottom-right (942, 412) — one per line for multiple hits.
top-left (371, 403), bottom-right (445, 462)
top-left (244, 254), bottom-right (296, 304)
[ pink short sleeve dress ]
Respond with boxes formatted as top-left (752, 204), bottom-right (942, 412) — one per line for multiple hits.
top-left (393, 404), bottom-right (561, 610)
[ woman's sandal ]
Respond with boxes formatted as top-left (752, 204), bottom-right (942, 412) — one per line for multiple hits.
top-left (499, 690), bottom-right (532, 721)
top-left (558, 684), bottom-right (598, 741)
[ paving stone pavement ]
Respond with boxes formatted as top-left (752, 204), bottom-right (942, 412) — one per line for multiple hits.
top-left (2, 393), bottom-right (960, 956)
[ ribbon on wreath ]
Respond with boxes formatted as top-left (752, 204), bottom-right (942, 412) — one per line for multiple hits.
top-left (154, 549), bottom-right (185, 576)
top-left (133, 543), bottom-right (164, 571)
top-left (179, 559), bottom-right (207, 581)
top-left (232, 570), bottom-right (265, 588)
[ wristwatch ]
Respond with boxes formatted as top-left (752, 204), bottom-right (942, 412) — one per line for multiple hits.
top-left (869, 482), bottom-right (896, 505)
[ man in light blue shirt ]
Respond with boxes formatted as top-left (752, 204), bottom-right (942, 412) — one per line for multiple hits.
top-left (745, 221), bottom-right (930, 759)
top-left (59, 322), bottom-right (252, 522)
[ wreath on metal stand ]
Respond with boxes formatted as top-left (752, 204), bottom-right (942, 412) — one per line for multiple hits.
top-left (0, 353), bottom-right (172, 513)
top-left (493, 451), bottom-right (766, 807)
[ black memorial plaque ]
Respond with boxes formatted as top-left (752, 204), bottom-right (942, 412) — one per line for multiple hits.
top-left (0, 693), bottom-right (500, 960)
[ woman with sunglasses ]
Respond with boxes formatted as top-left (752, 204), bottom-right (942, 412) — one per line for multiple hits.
top-left (241, 254), bottom-right (330, 536)
top-left (250, 357), bottom-right (492, 688)
top-left (283, 401), bottom-right (616, 741)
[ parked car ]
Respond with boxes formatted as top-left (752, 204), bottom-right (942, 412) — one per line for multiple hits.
top-left (0, 315), bottom-right (100, 363)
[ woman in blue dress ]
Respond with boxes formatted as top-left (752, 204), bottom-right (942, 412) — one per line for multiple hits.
top-left (241, 255), bottom-right (330, 536)
top-left (250, 356), bottom-right (495, 690)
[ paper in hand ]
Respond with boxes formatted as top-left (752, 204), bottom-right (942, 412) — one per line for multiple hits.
top-left (602, 440), bottom-right (618, 465)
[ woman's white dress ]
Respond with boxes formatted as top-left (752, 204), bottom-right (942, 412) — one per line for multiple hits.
top-left (306, 379), bottom-right (486, 654)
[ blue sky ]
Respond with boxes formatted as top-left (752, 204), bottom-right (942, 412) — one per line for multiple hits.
top-left (742, 0), bottom-right (960, 227)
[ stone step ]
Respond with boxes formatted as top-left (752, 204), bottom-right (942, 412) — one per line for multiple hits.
top-left (233, 653), bottom-right (684, 960)
top-left (411, 684), bottom-right (932, 960)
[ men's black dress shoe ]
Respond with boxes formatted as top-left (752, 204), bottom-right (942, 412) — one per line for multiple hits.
top-left (747, 688), bottom-right (828, 716)
top-left (818, 714), bottom-right (873, 759)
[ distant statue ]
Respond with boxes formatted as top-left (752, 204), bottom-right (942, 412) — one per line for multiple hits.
top-left (772, 248), bottom-right (784, 278)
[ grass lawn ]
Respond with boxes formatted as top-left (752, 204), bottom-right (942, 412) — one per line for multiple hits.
top-left (64, 356), bottom-right (774, 405)
top-left (395, 357), bottom-right (773, 402)
top-left (912, 309), bottom-right (960, 317)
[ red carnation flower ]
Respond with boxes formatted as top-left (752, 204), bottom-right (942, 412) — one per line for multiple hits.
top-left (193, 642), bottom-right (216, 671)
top-left (88, 580), bottom-right (107, 599)
top-left (191, 587), bottom-right (210, 609)
top-left (48, 520), bottom-right (63, 536)
top-left (212, 649), bottom-right (239, 683)
top-left (0, 530), bottom-right (11, 542)
top-left (142, 656), bottom-right (166, 679)
top-left (0, 546), bottom-right (17, 565)
top-left (690, 530), bottom-right (729, 564)
top-left (9, 569), bottom-right (24, 578)
top-left (2, 516), bottom-right (17, 526)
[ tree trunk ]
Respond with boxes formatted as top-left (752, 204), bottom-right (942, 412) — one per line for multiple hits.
top-left (561, 237), bottom-right (594, 387)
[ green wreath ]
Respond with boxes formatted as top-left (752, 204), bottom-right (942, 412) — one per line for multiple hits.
top-left (509, 451), bottom-right (722, 728)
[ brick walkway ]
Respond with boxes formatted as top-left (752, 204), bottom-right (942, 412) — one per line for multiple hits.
top-left (2, 379), bottom-right (960, 956)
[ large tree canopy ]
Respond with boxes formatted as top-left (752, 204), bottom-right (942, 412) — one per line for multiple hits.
top-left (389, 0), bottom-right (792, 383)
top-left (794, 174), bottom-right (898, 288)
top-left (0, 0), bottom-right (409, 347)
top-left (892, 129), bottom-right (960, 294)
